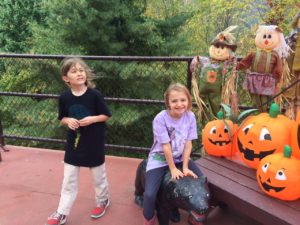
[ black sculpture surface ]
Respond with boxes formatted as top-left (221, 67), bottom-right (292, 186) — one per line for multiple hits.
top-left (134, 159), bottom-right (210, 225)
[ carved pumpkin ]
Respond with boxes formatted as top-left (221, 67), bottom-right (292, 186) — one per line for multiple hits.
top-left (256, 145), bottom-right (300, 201)
top-left (291, 111), bottom-right (300, 159)
top-left (235, 103), bottom-right (293, 169)
top-left (202, 111), bottom-right (237, 157)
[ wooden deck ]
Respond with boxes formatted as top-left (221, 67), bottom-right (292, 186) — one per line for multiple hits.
top-left (0, 145), bottom-right (261, 225)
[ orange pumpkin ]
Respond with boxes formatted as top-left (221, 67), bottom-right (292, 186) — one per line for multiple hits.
top-left (235, 103), bottom-right (293, 169)
top-left (256, 145), bottom-right (300, 201)
top-left (291, 111), bottom-right (300, 159)
top-left (202, 111), bottom-right (237, 157)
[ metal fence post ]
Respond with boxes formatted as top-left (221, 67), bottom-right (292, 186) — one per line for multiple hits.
top-left (187, 59), bottom-right (192, 92)
top-left (0, 117), bottom-right (9, 161)
top-left (0, 118), bottom-right (4, 161)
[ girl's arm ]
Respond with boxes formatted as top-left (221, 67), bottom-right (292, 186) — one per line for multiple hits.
top-left (182, 140), bottom-right (197, 178)
top-left (79, 115), bottom-right (110, 127)
top-left (236, 52), bottom-right (254, 71)
top-left (163, 143), bottom-right (184, 180)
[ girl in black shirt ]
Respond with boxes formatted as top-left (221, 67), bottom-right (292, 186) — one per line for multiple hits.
top-left (46, 57), bottom-right (111, 225)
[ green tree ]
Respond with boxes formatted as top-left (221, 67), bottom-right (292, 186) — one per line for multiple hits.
top-left (31, 0), bottom-right (192, 56)
top-left (0, 0), bottom-right (45, 53)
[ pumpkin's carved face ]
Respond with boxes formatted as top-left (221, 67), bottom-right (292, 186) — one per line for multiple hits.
top-left (291, 111), bottom-right (300, 159)
top-left (235, 113), bottom-right (292, 169)
top-left (202, 119), bottom-right (237, 157)
top-left (256, 151), bottom-right (300, 201)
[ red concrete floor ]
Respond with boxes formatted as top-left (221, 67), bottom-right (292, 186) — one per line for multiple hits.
top-left (0, 145), bottom-right (261, 225)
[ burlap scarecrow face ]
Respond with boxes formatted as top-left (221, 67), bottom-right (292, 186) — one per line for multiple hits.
top-left (208, 25), bottom-right (237, 61)
top-left (255, 25), bottom-right (281, 51)
top-left (209, 45), bottom-right (232, 61)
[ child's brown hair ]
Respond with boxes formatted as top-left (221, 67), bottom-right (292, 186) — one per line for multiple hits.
top-left (164, 83), bottom-right (192, 111)
top-left (60, 57), bottom-right (96, 88)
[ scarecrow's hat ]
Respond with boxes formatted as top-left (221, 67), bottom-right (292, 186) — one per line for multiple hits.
top-left (211, 25), bottom-right (238, 52)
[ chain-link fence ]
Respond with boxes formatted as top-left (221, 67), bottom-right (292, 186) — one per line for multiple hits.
top-left (1, 54), bottom-right (209, 158)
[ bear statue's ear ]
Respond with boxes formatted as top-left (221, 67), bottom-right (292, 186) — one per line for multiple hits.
top-left (199, 176), bottom-right (208, 183)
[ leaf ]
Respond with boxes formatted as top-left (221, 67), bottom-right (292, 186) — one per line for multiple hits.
top-left (220, 103), bottom-right (232, 118)
top-left (237, 108), bottom-right (259, 123)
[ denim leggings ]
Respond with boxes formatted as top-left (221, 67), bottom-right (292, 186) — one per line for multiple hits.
top-left (143, 160), bottom-right (203, 220)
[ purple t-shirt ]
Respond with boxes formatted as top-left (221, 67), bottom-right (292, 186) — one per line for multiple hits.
top-left (146, 110), bottom-right (198, 172)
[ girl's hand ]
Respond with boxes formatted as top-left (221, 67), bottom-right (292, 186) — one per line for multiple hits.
top-left (67, 118), bottom-right (80, 130)
top-left (170, 168), bottom-right (184, 180)
top-left (183, 167), bottom-right (198, 178)
top-left (79, 116), bottom-right (96, 127)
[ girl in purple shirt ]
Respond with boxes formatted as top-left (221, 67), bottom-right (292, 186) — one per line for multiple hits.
top-left (143, 83), bottom-right (204, 225)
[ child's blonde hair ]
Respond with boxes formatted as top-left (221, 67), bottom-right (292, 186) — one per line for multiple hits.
top-left (164, 83), bottom-right (192, 111)
top-left (60, 57), bottom-right (96, 88)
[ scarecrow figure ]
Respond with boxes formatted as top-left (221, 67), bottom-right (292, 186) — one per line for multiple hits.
top-left (285, 9), bottom-right (300, 119)
top-left (237, 25), bottom-right (290, 112)
top-left (190, 26), bottom-right (238, 120)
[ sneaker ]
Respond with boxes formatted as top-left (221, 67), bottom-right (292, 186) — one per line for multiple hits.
top-left (45, 212), bottom-right (67, 225)
top-left (188, 212), bottom-right (205, 225)
top-left (90, 199), bottom-right (110, 219)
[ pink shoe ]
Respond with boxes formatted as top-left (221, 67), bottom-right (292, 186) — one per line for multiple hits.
top-left (45, 212), bottom-right (67, 225)
top-left (143, 216), bottom-right (156, 225)
top-left (90, 199), bottom-right (110, 219)
top-left (188, 212), bottom-right (206, 225)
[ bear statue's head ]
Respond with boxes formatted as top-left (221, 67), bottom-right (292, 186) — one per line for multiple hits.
top-left (163, 174), bottom-right (210, 219)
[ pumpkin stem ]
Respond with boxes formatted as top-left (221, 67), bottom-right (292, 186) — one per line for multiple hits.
top-left (283, 145), bottom-right (292, 158)
top-left (217, 111), bottom-right (224, 119)
top-left (269, 103), bottom-right (280, 118)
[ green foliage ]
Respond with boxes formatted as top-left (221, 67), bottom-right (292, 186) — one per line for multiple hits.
top-left (106, 104), bottom-right (163, 148)
top-left (183, 0), bottom-right (298, 56)
top-left (0, 0), bottom-right (45, 53)
top-left (1, 0), bottom-right (300, 157)
top-left (30, 0), bottom-right (192, 56)
top-left (0, 59), bottom-right (63, 94)
top-left (1, 96), bottom-right (62, 144)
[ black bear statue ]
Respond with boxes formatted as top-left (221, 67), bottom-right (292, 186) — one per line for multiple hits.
top-left (134, 159), bottom-right (210, 225)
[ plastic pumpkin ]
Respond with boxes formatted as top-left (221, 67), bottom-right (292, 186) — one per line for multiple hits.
top-left (235, 103), bottom-right (293, 169)
top-left (202, 111), bottom-right (237, 157)
top-left (291, 111), bottom-right (300, 159)
top-left (256, 145), bottom-right (300, 201)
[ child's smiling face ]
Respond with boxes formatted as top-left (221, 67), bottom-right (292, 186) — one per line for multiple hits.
top-left (168, 90), bottom-right (189, 119)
